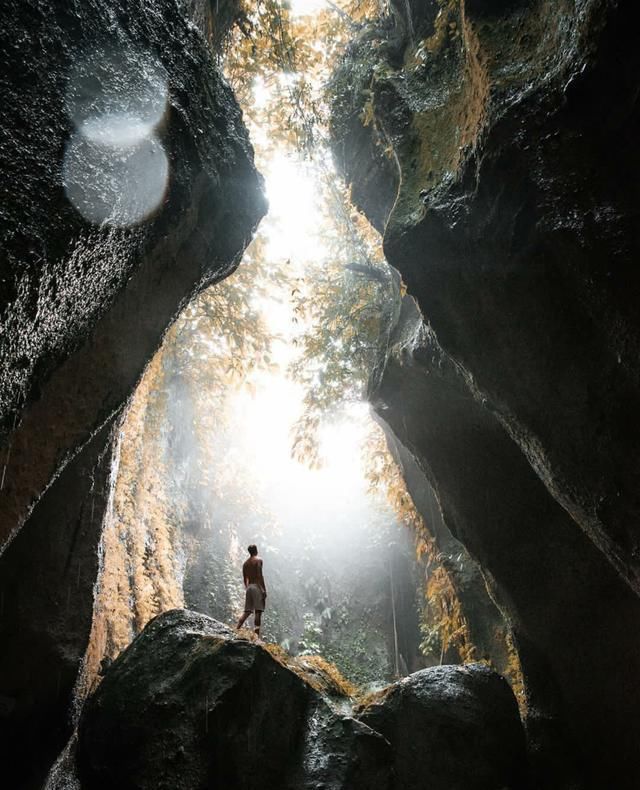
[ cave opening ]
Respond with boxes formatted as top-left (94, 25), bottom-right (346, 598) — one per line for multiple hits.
top-left (80, 0), bottom-right (473, 696)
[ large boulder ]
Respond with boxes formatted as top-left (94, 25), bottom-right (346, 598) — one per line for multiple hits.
top-left (76, 610), bottom-right (525, 790)
top-left (358, 664), bottom-right (527, 790)
top-left (76, 609), bottom-right (392, 790)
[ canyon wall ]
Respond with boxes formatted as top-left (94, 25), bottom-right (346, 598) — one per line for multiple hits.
top-left (0, 2), bottom-right (265, 786)
top-left (330, 0), bottom-right (640, 786)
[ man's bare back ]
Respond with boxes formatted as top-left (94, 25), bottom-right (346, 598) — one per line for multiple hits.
top-left (243, 555), bottom-right (266, 590)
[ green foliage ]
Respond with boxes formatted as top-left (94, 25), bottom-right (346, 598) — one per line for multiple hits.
top-left (225, 0), bottom-right (402, 466)
top-left (289, 215), bottom-right (399, 463)
top-left (168, 245), bottom-right (286, 407)
top-left (299, 611), bottom-right (324, 654)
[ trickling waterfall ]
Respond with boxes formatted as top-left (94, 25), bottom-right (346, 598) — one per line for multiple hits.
top-left (389, 555), bottom-right (400, 678)
top-left (72, 425), bottom-right (124, 708)
top-left (40, 430), bottom-right (125, 790)
top-left (43, 734), bottom-right (81, 790)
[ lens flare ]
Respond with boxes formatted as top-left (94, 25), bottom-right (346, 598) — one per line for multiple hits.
top-left (63, 133), bottom-right (169, 226)
top-left (79, 114), bottom-right (156, 148)
top-left (63, 45), bottom-right (170, 226)
top-left (66, 49), bottom-right (169, 131)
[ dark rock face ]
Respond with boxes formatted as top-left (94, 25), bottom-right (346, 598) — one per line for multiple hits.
top-left (332, 0), bottom-right (640, 592)
top-left (0, 422), bottom-right (116, 790)
top-left (0, 3), bottom-right (264, 786)
top-left (333, 0), bottom-right (640, 787)
top-left (76, 609), bottom-right (523, 790)
top-left (330, 0), bottom-right (640, 785)
top-left (0, 0), bottom-right (266, 554)
top-left (359, 663), bottom-right (526, 790)
top-left (79, 610), bottom-right (311, 789)
top-left (77, 609), bottom-right (391, 790)
top-left (377, 343), bottom-right (640, 788)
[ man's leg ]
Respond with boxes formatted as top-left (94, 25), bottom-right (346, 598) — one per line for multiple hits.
top-left (254, 610), bottom-right (262, 638)
top-left (237, 610), bottom-right (252, 630)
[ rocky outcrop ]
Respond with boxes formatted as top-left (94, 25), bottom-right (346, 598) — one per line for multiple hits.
top-left (332, 0), bottom-right (640, 591)
top-left (75, 609), bottom-right (524, 790)
top-left (359, 663), bottom-right (526, 790)
top-left (0, 422), bottom-right (115, 790)
top-left (0, 3), bottom-right (264, 787)
top-left (377, 341), bottom-right (640, 788)
top-left (77, 610), bottom-right (391, 790)
top-left (330, 0), bottom-right (640, 785)
top-left (0, 0), bottom-right (265, 555)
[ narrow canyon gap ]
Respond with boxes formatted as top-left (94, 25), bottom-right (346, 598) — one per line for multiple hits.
top-left (1, 1), bottom-right (640, 789)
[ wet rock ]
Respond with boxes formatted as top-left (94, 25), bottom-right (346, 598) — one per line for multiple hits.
top-left (78, 609), bottom-right (309, 789)
top-left (331, 0), bottom-right (640, 598)
top-left (330, 0), bottom-right (640, 785)
top-left (77, 609), bottom-right (392, 790)
top-left (359, 663), bottom-right (526, 790)
top-left (0, 421), bottom-right (115, 790)
top-left (0, 0), bottom-right (266, 554)
top-left (287, 703), bottom-right (391, 790)
top-left (0, 2), bottom-right (264, 786)
top-left (376, 343), bottom-right (640, 789)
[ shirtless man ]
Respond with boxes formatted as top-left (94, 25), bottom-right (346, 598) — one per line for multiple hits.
top-left (236, 544), bottom-right (267, 637)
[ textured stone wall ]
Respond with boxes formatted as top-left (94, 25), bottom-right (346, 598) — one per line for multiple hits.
top-left (0, 0), bottom-right (266, 556)
top-left (330, 0), bottom-right (640, 785)
top-left (0, 2), bottom-right (265, 787)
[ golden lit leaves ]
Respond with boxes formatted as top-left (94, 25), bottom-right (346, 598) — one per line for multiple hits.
top-left (225, 0), bottom-right (386, 160)
top-left (78, 355), bottom-right (184, 698)
top-left (504, 631), bottom-right (527, 715)
top-left (287, 170), bottom-right (394, 464)
top-left (169, 247), bottom-right (286, 413)
top-left (362, 420), bottom-right (476, 666)
top-left (423, 562), bottom-right (475, 664)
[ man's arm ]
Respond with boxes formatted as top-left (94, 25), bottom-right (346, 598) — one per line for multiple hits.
top-left (242, 559), bottom-right (249, 589)
top-left (258, 559), bottom-right (267, 596)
